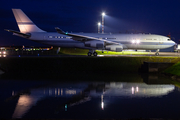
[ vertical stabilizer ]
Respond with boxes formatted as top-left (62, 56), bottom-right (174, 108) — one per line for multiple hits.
top-left (12, 9), bottom-right (45, 33)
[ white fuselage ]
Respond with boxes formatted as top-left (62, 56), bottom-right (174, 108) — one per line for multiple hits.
top-left (28, 32), bottom-right (175, 51)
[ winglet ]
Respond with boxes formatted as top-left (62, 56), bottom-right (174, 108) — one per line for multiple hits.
top-left (55, 27), bottom-right (66, 34)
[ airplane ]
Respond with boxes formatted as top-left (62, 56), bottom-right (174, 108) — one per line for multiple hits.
top-left (5, 9), bottom-right (176, 56)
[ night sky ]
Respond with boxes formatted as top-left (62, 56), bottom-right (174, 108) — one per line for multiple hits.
top-left (1, 0), bottom-right (180, 46)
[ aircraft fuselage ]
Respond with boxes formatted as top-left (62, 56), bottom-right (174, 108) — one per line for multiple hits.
top-left (28, 32), bottom-right (174, 51)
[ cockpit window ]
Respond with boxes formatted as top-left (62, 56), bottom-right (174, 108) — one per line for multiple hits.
top-left (167, 39), bottom-right (171, 41)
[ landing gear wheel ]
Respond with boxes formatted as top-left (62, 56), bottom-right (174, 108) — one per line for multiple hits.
top-left (93, 52), bottom-right (98, 56)
top-left (155, 52), bottom-right (159, 56)
top-left (88, 52), bottom-right (92, 56)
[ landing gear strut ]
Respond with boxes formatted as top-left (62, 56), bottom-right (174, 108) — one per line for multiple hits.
top-left (57, 47), bottom-right (60, 54)
top-left (155, 49), bottom-right (159, 56)
top-left (87, 50), bottom-right (98, 56)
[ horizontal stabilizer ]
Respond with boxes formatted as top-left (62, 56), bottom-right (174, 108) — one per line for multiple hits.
top-left (5, 29), bottom-right (31, 38)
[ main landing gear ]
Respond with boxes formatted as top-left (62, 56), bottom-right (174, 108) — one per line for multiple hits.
top-left (155, 49), bottom-right (159, 56)
top-left (87, 50), bottom-right (98, 56)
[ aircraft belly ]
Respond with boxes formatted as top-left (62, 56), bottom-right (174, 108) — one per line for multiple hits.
top-left (125, 44), bottom-right (159, 50)
top-left (125, 42), bottom-right (173, 50)
top-left (158, 45), bottom-right (173, 49)
top-left (43, 42), bottom-right (84, 47)
top-left (34, 40), bottom-right (94, 49)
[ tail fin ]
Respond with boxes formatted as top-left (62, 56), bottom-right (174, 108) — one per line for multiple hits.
top-left (12, 9), bottom-right (45, 33)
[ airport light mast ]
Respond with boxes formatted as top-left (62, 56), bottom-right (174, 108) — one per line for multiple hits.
top-left (98, 22), bottom-right (101, 33)
top-left (102, 12), bottom-right (105, 34)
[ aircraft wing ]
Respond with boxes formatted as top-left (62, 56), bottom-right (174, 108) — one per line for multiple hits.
top-left (4, 29), bottom-right (31, 38)
top-left (55, 27), bottom-right (120, 45)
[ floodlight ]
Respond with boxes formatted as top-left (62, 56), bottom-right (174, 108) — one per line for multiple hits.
top-left (102, 12), bottom-right (105, 16)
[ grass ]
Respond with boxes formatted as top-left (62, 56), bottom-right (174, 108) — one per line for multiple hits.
top-left (163, 62), bottom-right (180, 76)
top-left (0, 56), bottom-right (179, 74)
top-left (96, 50), bottom-right (151, 55)
top-left (59, 48), bottom-right (88, 55)
top-left (58, 48), bottom-right (180, 79)
top-left (59, 48), bottom-right (152, 55)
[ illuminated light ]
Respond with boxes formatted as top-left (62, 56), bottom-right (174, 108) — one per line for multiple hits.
top-left (3, 55), bottom-right (6, 57)
top-left (101, 95), bottom-right (104, 110)
top-left (19, 55), bottom-right (21, 57)
top-left (0, 55), bottom-right (1, 57)
top-left (136, 40), bottom-right (140, 44)
top-left (136, 87), bottom-right (139, 92)
top-left (12, 95), bottom-right (36, 118)
top-left (65, 32), bottom-right (68, 34)
top-left (55, 88), bottom-right (57, 96)
top-left (58, 89), bottom-right (60, 96)
top-left (61, 89), bottom-right (63, 95)
top-left (98, 22), bottom-right (101, 33)
top-left (132, 40), bottom-right (135, 44)
top-left (66, 90), bottom-right (76, 94)
top-left (98, 55), bottom-right (104, 57)
top-left (132, 87), bottom-right (134, 94)
top-left (0, 52), bottom-right (1, 54)
top-left (65, 104), bottom-right (67, 111)
top-left (102, 12), bottom-right (105, 16)
top-left (101, 102), bottom-right (104, 110)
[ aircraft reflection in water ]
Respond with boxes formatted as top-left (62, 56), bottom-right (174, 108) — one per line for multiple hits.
top-left (11, 82), bottom-right (174, 118)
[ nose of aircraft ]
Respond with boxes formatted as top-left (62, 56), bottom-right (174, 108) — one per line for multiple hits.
top-left (172, 40), bottom-right (176, 46)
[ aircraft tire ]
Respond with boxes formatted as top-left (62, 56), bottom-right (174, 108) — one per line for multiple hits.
top-left (93, 52), bottom-right (98, 56)
top-left (88, 52), bottom-right (92, 56)
top-left (155, 52), bottom-right (159, 56)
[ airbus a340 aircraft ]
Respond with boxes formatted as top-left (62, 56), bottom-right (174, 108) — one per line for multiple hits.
top-left (5, 9), bottom-right (175, 56)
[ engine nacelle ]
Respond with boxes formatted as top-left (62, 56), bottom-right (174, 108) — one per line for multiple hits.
top-left (105, 45), bottom-right (123, 52)
top-left (85, 40), bottom-right (104, 49)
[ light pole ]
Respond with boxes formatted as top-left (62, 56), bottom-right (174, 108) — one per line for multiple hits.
top-left (102, 12), bottom-right (105, 34)
top-left (98, 22), bottom-right (101, 33)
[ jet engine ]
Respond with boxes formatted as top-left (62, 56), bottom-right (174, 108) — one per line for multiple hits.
top-left (105, 44), bottom-right (123, 52)
top-left (85, 40), bottom-right (104, 49)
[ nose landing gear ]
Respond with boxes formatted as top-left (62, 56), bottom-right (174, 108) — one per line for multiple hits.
top-left (155, 49), bottom-right (159, 56)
